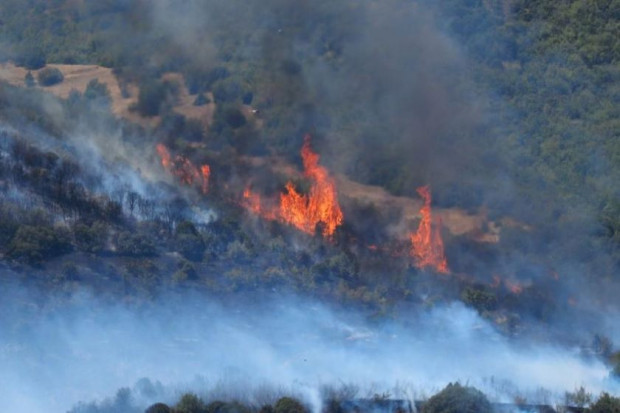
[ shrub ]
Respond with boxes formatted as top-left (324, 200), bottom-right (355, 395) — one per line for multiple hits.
top-left (175, 393), bottom-right (207, 413)
top-left (37, 67), bottom-right (64, 86)
top-left (84, 78), bottom-right (111, 107)
top-left (73, 221), bottom-right (108, 253)
top-left (145, 403), bottom-right (172, 413)
top-left (223, 106), bottom-right (246, 129)
top-left (461, 287), bottom-right (497, 312)
top-left (135, 79), bottom-right (178, 117)
top-left (421, 383), bottom-right (492, 413)
top-left (24, 71), bottom-right (36, 87)
top-left (194, 93), bottom-right (210, 106)
top-left (7, 225), bottom-right (72, 264)
top-left (113, 231), bottom-right (157, 257)
top-left (274, 397), bottom-right (308, 413)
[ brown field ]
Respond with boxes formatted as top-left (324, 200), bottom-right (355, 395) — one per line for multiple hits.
top-left (0, 63), bottom-right (215, 129)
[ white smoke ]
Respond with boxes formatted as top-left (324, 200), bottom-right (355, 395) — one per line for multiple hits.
top-left (1, 280), bottom-right (616, 413)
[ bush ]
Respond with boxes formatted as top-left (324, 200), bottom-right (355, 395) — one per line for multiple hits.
top-left (24, 71), bottom-right (36, 87)
top-left (113, 231), bottom-right (157, 257)
top-left (590, 392), bottom-right (620, 413)
top-left (461, 287), bottom-right (497, 312)
top-left (84, 78), bottom-right (111, 107)
top-left (194, 93), bottom-right (210, 106)
top-left (175, 393), bottom-right (207, 413)
top-left (421, 383), bottom-right (492, 413)
top-left (274, 397), bottom-right (308, 413)
top-left (37, 67), bottom-right (64, 86)
top-left (223, 106), bottom-right (247, 129)
top-left (7, 225), bottom-right (72, 264)
top-left (145, 403), bottom-right (172, 413)
top-left (73, 221), bottom-right (108, 253)
top-left (135, 79), bottom-right (178, 117)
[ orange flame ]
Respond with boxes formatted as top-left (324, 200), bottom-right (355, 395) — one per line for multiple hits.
top-left (410, 186), bottom-right (449, 274)
top-left (155, 143), bottom-right (210, 195)
top-left (200, 165), bottom-right (211, 194)
top-left (242, 186), bottom-right (262, 215)
top-left (279, 135), bottom-right (343, 237)
top-left (505, 279), bottom-right (523, 295)
top-left (156, 144), bottom-right (172, 170)
top-left (241, 135), bottom-right (343, 238)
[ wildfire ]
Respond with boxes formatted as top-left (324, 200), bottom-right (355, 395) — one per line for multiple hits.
top-left (155, 143), bottom-right (210, 195)
top-left (410, 186), bottom-right (449, 274)
top-left (200, 165), bottom-right (211, 194)
top-left (504, 279), bottom-right (523, 295)
top-left (242, 135), bottom-right (343, 238)
top-left (279, 135), bottom-right (344, 237)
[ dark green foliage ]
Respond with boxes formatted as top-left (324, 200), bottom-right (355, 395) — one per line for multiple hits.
top-left (175, 221), bottom-right (205, 261)
top-left (24, 71), bottom-right (35, 87)
top-left (7, 225), bottom-right (72, 264)
top-left (175, 393), bottom-right (207, 413)
top-left (113, 231), bottom-right (157, 257)
top-left (184, 118), bottom-right (205, 142)
top-left (610, 351), bottom-right (620, 379)
top-left (84, 79), bottom-right (111, 107)
top-left (135, 80), bottom-right (178, 117)
top-left (222, 106), bottom-right (246, 129)
top-left (15, 46), bottom-right (46, 70)
top-left (590, 392), bottom-right (620, 413)
top-left (73, 221), bottom-right (108, 253)
top-left (565, 386), bottom-right (592, 409)
top-left (212, 79), bottom-right (242, 103)
top-left (145, 403), bottom-right (172, 413)
top-left (242, 92), bottom-right (253, 105)
top-left (194, 93), bottom-right (210, 106)
top-left (461, 287), bottom-right (497, 312)
top-left (421, 383), bottom-right (492, 413)
top-left (274, 397), bottom-right (308, 413)
top-left (206, 401), bottom-right (251, 413)
top-left (68, 387), bottom-right (140, 413)
top-left (37, 67), bottom-right (64, 86)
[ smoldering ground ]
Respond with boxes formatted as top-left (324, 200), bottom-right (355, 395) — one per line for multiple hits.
top-left (1, 276), bottom-right (617, 413)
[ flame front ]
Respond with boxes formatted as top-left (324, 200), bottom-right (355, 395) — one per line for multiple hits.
top-left (242, 135), bottom-right (343, 238)
top-left (200, 165), bottom-right (211, 194)
top-left (155, 143), bottom-right (210, 195)
top-left (279, 135), bottom-right (343, 237)
top-left (410, 186), bottom-right (449, 274)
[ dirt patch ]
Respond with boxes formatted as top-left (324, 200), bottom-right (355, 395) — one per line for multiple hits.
top-left (0, 63), bottom-right (216, 129)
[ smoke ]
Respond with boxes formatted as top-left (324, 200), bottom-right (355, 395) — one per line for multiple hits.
top-left (1, 273), bottom-right (617, 413)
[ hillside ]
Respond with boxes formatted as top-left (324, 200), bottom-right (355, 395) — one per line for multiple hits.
top-left (1, 0), bottom-right (620, 412)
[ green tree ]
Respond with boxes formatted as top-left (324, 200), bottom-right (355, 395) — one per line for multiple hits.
top-left (24, 71), bottom-right (36, 87)
top-left (145, 403), bottom-right (172, 413)
top-left (7, 225), bottom-right (72, 264)
top-left (590, 392), bottom-right (620, 413)
top-left (274, 397), bottom-right (308, 413)
top-left (175, 393), bottom-right (207, 413)
top-left (37, 67), bottom-right (64, 86)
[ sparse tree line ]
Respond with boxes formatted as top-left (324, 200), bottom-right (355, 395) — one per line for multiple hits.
top-left (68, 382), bottom-right (620, 413)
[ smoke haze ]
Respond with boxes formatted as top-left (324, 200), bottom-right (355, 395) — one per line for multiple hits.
top-left (1, 275), bottom-right (617, 413)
